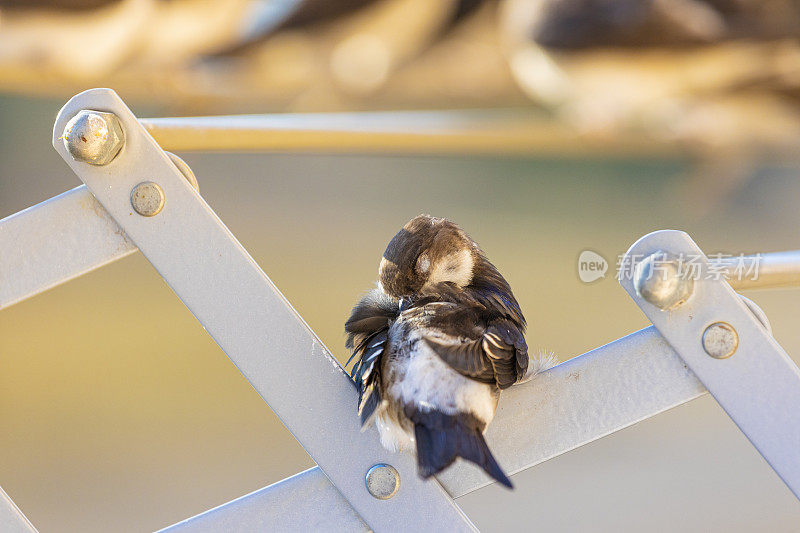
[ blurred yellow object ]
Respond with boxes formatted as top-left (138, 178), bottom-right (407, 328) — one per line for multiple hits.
top-left (1, 0), bottom-right (800, 158)
top-left (0, 0), bottom-right (153, 80)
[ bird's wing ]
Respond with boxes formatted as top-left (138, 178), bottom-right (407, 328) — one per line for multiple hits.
top-left (345, 288), bottom-right (399, 427)
top-left (350, 329), bottom-right (389, 426)
top-left (424, 318), bottom-right (528, 389)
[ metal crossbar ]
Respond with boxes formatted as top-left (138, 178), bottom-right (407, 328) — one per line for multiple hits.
top-left (137, 111), bottom-right (675, 156)
top-left (2, 184), bottom-right (797, 313)
top-left (0, 88), bottom-right (799, 532)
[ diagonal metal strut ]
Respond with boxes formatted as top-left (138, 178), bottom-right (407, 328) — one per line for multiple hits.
top-left (50, 88), bottom-right (476, 533)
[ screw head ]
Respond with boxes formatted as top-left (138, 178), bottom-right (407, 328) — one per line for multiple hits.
top-left (63, 110), bottom-right (125, 165)
top-left (365, 464), bottom-right (400, 500)
top-left (131, 182), bottom-right (165, 217)
top-left (703, 322), bottom-right (738, 359)
top-left (634, 251), bottom-right (695, 310)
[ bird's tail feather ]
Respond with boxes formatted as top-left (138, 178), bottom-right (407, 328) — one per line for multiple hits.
top-left (411, 410), bottom-right (513, 489)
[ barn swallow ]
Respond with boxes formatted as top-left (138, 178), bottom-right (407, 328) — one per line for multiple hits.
top-left (345, 214), bottom-right (531, 488)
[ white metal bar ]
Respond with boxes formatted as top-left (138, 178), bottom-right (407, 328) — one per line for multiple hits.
top-left (52, 89), bottom-right (475, 533)
top-left (2, 193), bottom-right (799, 317)
top-left (719, 251), bottom-right (800, 290)
top-left (620, 230), bottom-right (800, 498)
top-left (158, 468), bottom-right (368, 533)
top-left (160, 325), bottom-right (708, 531)
top-left (0, 486), bottom-right (37, 533)
top-left (140, 111), bottom-right (673, 156)
top-left (0, 185), bottom-right (135, 311)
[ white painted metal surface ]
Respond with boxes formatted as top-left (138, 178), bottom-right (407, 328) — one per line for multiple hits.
top-left (620, 230), bottom-right (800, 498)
top-left (0, 487), bottom-right (37, 533)
top-left (0, 185), bottom-right (135, 311)
top-left (158, 468), bottom-right (368, 533)
top-left (720, 251), bottom-right (800, 290)
top-left (51, 88), bottom-right (476, 533)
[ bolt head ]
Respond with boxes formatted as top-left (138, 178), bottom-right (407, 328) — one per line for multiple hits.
top-left (131, 182), bottom-right (165, 217)
top-left (703, 322), bottom-right (738, 359)
top-left (634, 251), bottom-right (694, 310)
top-left (63, 110), bottom-right (124, 165)
top-left (365, 464), bottom-right (400, 500)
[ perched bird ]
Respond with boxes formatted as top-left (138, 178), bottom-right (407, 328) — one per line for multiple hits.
top-left (345, 214), bottom-right (529, 488)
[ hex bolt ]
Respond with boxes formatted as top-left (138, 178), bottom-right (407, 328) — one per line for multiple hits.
top-left (63, 110), bottom-right (125, 165)
top-left (365, 464), bottom-right (400, 500)
top-left (703, 322), bottom-right (739, 359)
top-left (634, 251), bottom-right (695, 310)
top-left (131, 182), bottom-right (165, 217)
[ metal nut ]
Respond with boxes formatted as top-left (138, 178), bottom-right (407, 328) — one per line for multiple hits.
top-left (634, 251), bottom-right (694, 310)
top-left (365, 464), bottom-right (400, 500)
top-left (703, 322), bottom-right (738, 359)
top-left (63, 110), bottom-right (124, 165)
top-left (131, 182), bottom-right (165, 217)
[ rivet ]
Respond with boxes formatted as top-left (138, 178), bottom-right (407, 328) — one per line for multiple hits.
top-left (634, 251), bottom-right (694, 310)
top-left (703, 322), bottom-right (738, 359)
top-left (366, 464), bottom-right (400, 500)
top-left (63, 110), bottom-right (124, 165)
top-left (131, 182), bottom-right (165, 217)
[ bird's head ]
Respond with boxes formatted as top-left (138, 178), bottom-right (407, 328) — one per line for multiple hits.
top-left (378, 214), bottom-right (478, 299)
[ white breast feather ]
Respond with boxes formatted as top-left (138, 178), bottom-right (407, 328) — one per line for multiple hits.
top-left (375, 409), bottom-right (415, 452)
top-left (376, 326), bottom-right (497, 452)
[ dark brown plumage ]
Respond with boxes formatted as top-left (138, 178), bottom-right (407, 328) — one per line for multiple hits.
top-left (345, 214), bottom-right (529, 487)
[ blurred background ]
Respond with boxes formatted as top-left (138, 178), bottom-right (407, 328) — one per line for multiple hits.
top-left (1, 0), bottom-right (800, 531)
